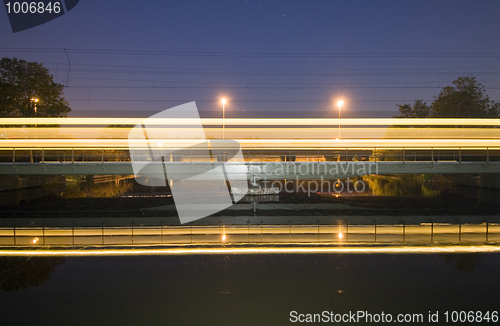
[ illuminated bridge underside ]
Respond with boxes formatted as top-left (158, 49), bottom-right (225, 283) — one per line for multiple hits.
top-left (0, 161), bottom-right (499, 178)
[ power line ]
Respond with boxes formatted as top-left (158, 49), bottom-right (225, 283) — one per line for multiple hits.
top-left (46, 73), bottom-right (500, 87)
top-left (64, 85), bottom-right (500, 90)
top-left (66, 99), bottom-right (429, 103)
top-left (42, 61), bottom-right (500, 73)
top-left (3, 47), bottom-right (500, 58)
top-left (42, 67), bottom-right (500, 77)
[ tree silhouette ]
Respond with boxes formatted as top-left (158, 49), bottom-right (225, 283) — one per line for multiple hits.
top-left (396, 77), bottom-right (499, 118)
top-left (0, 257), bottom-right (64, 292)
top-left (396, 99), bottom-right (431, 118)
top-left (0, 57), bottom-right (71, 118)
top-left (432, 77), bottom-right (499, 118)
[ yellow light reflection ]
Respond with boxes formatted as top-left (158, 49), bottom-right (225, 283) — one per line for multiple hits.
top-left (0, 245), bottom-right (499, 256)
top-left (2, 138), bottom-right (499, 150)
top-left (4, 127), bottom-right (500, 140)
top-left (1, 118), bottom-right (499, 126)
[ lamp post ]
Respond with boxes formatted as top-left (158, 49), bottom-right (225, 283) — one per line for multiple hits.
top-left (337, 100), bottom-right (344, 140)
top-left (30, 97), bottom-right (39, 162)
top-left (31, 97), bottom-right (39, 130)
top-left (221, 98), bottom-right (227, 139)
top-left (31, 98), bottom-right (39, 117)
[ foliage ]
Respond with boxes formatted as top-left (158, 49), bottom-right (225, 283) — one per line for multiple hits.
top-left (432, 77), bottom-right (499, 118)
top-left (396, 99), bottom-right (431, 118)
top-left (0, 57), bottom-right (70, 118)
top-left (362, 174), bottom-right (435, 196)
top-left (396, 76), bottom-right (499, 118)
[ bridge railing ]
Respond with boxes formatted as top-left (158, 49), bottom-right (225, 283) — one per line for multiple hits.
top-left (1, 147), bottom-right (500, 164)
top-left (0, 222), bottom-right (498, 246)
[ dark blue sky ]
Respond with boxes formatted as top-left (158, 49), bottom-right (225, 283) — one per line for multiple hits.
top-left (1, 0), bottom-right (500, 116)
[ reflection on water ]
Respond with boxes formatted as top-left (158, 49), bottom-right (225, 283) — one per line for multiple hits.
top-left (441, 254), bottom-right (482, 273)
top-left (240, 194), bottom-right (279, 203)
top-left (63, 176), bottom-right (133, 198)
top-left (1, 174), bottom-right (500, 225)
top-left (0, 175), bottom-right (65, 207)
top-left (0, 254), bottom-right (498, 324)
top-left (0, 257), bottom-right (64, 292)
top-left (362, 174), bottom-right (435, 196)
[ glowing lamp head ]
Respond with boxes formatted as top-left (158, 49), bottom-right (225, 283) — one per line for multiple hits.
top-left (31, 98), bottom-right (39, 103)
top-left (337, 100), bottom-right (344, 110)
top-left (221, 98), bottom-right (226, 105)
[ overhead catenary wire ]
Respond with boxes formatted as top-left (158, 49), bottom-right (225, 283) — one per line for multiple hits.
top-left (3, 47), bottom-right (499, 109)
top-left (2, 47), bottom-right (500, 58)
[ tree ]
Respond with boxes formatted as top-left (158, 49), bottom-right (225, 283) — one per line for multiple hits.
top-left (396, 76), bottom-right (499, 118)
top-left (432, 76), bottom-right (498, 118)
top-left (0, 57), bottom-right (71, 118)
top-left (396, 99), bottom-right (431, 118)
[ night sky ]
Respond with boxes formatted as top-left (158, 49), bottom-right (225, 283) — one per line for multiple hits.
top-left (1, 0), bottom-right (500, 117)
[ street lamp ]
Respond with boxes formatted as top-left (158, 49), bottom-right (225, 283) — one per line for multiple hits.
top-left (31, 98), bottom-right (39, 117)
top-left (29, 97), bottom-right (39, 161)
top-left (337, 100), bottom-right (344, 140)
top-left (221, 98), bottom-right (227, 139)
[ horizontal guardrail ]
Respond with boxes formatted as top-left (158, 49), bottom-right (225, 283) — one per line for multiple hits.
top-left (1, 148), bottom-right (500, 164)
top-left (0, 223), bottom-right (498, 246)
